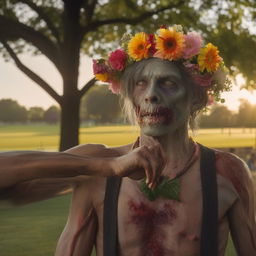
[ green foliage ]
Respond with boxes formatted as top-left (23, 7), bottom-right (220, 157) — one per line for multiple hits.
top-left (237, 100), bottom-right (256, 127)
top-left (81, 85), bottom-right (122, 123)
top-left (140, 176), bottom-right (180, 201)
top-left (28, 106), bottom-right (44, 122)
top-left (43, 105), bottom-right (60, 124)
top-left (199, 100), bottom-right (256, 128)
top-left (0, 98), bottom-right (27, 123)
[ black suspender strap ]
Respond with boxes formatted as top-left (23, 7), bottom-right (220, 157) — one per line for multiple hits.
top-left (103, 144), bottom-right (218, 256)
top-left (199, 144), bottom-right (218, 256)
top-left (103, 176), bottom-right (122, 256)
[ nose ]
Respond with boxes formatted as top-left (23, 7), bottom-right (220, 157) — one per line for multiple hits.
top-left (144, 83), bottom-right (160, 104)
top-left (145, 95), bottom-right (159, 103)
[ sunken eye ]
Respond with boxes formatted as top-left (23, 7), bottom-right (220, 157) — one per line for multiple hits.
top-left (160, 80), bottom-right (177, 89)
top-left (136, 80), bottom-right (147, 88)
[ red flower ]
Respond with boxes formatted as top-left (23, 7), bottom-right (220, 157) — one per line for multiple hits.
top-left (108, 49), bottom-right (127, 71)
top-left (160, 24), bottom-right (168, 29)
top-left (92, 59), bottom-right (109, 74)
top-left (147, 34), bottom-right (157, 55)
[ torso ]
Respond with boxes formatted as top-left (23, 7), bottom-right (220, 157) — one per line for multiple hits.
top-left (90, 144), bottom-right (238, 256)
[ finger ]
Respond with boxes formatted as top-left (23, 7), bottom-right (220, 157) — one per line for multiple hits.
top-left (140, 146), bottom-right (156, 186)
top-left (140, 157), bottom-right (153, 185)
top-left (155, 144), bottom-right (167, 176)
top-left (144, 146), bottom-right (158, 187)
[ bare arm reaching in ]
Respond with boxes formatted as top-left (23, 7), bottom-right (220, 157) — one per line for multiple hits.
top-left (0, 141), bottom-right (166, 204)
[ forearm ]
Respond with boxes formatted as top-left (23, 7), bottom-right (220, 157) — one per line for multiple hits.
top-left (0, 151), bottom-right (115, 189)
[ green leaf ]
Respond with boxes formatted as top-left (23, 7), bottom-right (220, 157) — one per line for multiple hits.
top-left (139, 176), bottom-right (180, 201)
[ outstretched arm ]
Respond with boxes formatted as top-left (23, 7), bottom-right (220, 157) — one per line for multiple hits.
top-left (0, 142), bottom-right (166, 204)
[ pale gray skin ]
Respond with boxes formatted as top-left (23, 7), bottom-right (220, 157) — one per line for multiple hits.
top-left (0, 59), bottom-right (255, 255)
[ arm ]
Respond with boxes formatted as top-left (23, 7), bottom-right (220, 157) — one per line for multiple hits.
top-left (224, 156), bottom-right (256, 255)
top-left (0, 145), bottom-right (113, 190)
top-left (1, 142), bottom-right (165, 204)
top-left (55, 179), bottom-right (98, 256)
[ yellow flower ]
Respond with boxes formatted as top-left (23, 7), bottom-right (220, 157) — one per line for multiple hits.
top-left (127, 32), bottom-right (151, 61)
top-left (155, 28), bottom-right (185, 60)
top-left (198, 43), bottom-right (222, 72)
top-left (95, 73), bottom-right (110, 82)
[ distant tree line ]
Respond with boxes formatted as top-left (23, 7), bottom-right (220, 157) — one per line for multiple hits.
top-left (0, 99), bottom-right (60, 124)
top-left (198, 100), bottom-right (256, 128)
top-left (80, 85), bottom-right (122, 124)
top-left (1, 88), bottom-right (256, 128)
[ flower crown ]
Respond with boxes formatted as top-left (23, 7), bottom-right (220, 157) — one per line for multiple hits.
top-left (92, 25), bottom-right (231, 102)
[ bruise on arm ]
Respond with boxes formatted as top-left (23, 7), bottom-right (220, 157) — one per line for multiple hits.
top-left (216, 151), bottom-right (256, 255)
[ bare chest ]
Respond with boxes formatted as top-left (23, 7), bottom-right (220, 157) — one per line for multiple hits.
top-left (117, 167), bottom-right (202, 255)
top-left (93, 162), bottom-right (237, 256)
top-left (115, 164), bottom-right (237, 255)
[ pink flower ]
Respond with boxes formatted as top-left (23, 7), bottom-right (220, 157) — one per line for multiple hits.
top-left (93, 59), bottom-right (109, 74)
top-left (182, 32), bottom-right (202, 59)
top-left (109, 80), bottom-right (121, 94)
top-left (207, 94), bottom-right (215, 105)
top-left (193, 73), bottom-right (213, 87)
top-left (184, 63), bottom-right (212, 87)
top-left (108, 49), bottom-right (127, 71)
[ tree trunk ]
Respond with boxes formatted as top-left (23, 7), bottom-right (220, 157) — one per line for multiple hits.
top-left (58, 1), bottom-right (83, 151)
top-left (59, 92), bottom-right (80, 151)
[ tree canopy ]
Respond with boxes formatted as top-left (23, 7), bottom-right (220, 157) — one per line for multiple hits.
top-left (0, 0), bottom-right (255, 150)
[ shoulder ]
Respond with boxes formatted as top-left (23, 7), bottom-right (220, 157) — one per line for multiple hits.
top-left (214, 149), bottom-right (254, 201)
top-left (64, 142), bottom-right (133, 186)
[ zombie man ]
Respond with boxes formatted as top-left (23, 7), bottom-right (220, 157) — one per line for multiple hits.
top-left (1, 25), bottom-right (255, 256)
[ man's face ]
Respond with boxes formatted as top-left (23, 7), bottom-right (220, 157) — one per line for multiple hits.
top-left (132, 59), bottom-right (190, 137)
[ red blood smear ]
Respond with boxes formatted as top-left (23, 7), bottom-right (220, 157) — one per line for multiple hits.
top-left (135, 106), bottom-right (173, 126)
top-left (215, 152), bottom-right (249, 210)
top-left (129, 200), bottom-right (177, 256)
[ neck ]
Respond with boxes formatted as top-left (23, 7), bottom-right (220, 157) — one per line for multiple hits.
top-left (139, 125), bottom-right (192, 164)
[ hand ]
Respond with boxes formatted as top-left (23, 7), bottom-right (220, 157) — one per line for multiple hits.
top-left (113, 142), bottom-right (166, 189)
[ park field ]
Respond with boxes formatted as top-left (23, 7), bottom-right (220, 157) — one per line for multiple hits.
top-left (0, 124), bottom-right (255, 256)
top-left (0, 124), bottom-right (256, 150)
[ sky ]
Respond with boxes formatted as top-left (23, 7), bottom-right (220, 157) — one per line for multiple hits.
top-left (0, 54), bottom-right (256, 111)
top-left (0, 54), bottom-right (94, 109)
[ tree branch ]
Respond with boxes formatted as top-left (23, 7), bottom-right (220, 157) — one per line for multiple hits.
top-left (1, 40), bottom-right (62, 105)
top-left (19, 0), bottom-right (60, 43)
top-left (82, 1), bottom-right (185, 33)
top-left (79, 78), bottom-right (96, 98)
top-left (0, 15), bottom-right (61, 72)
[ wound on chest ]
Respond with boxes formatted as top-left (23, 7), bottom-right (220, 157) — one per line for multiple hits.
top-left (128, 200), bottom-right (177, 256)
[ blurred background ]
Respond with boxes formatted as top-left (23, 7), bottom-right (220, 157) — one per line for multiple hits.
top-left (0, 0), bottom-right (256, 255)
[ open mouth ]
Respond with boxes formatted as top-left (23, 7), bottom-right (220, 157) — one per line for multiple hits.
top-left (137, 106), bottom-right (173, 125)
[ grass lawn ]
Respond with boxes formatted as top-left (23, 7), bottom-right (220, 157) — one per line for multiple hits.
top-left (0, 124), bottom-right (255, 255)
top-left (0, 124), bottom-right (256, 150)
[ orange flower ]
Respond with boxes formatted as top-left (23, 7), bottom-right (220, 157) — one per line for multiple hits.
top-left (127, 32), bottom-right (151, 61)
top-left (155, 28), bottom-right (185, 60)
top-left (198, 43), bottom-right (222, 72)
